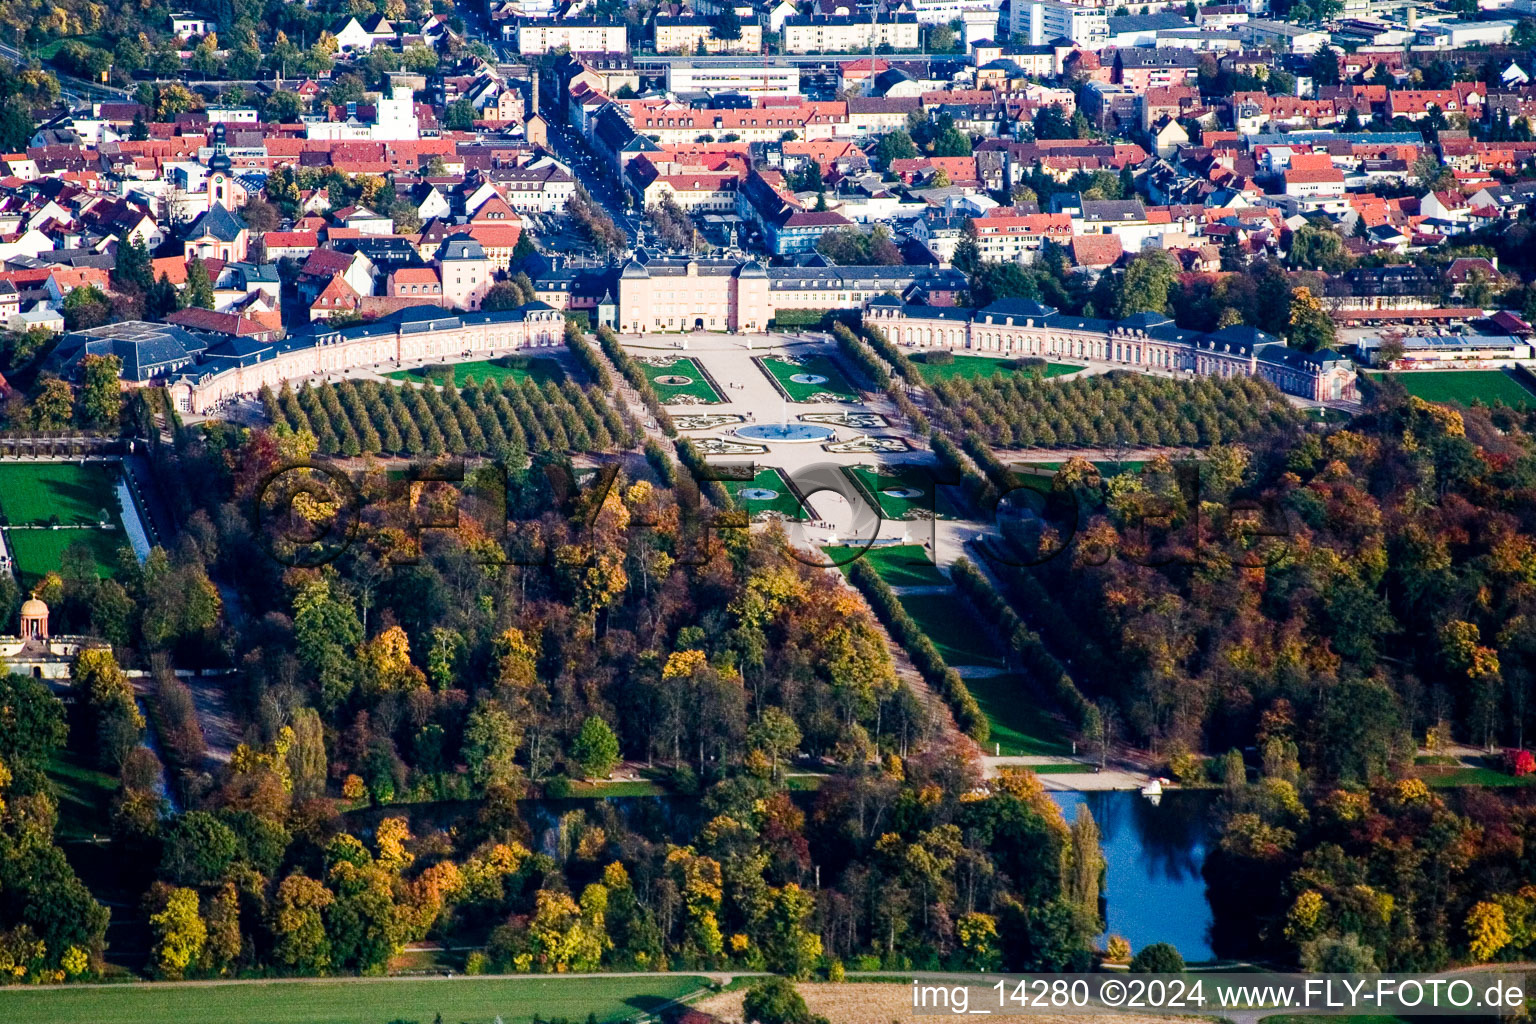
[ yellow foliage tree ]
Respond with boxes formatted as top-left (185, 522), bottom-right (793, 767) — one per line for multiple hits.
top-left (1468, 901), bottom-right (1512, 962)
top-left (150, 887), bottom-right (206, 980)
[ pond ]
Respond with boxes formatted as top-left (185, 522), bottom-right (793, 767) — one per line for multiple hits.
top-left (1050, 790), bottom-right (1217, 963)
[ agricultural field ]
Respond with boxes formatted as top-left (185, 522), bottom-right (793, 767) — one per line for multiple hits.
top-left (760, 355), bottom-right (860, 401)
top-left (723, 468), bottom-right (810, 520)
top-left (844, 464), bottom-right (959, 520)
top-left (1370, 369), bottom-right (1536, 409)
top-left (639, 356), bottom-right (723, 404)
top-left (913, 353), bottom-right (1081, 382)
top-left (0, 974), bottom-right (709, 1024)
top-left (386, 356), bottom-right (563, 388)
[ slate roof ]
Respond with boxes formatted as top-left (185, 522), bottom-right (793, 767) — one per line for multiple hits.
top-left (185, 203), bottom-right (246, 244)
top-left (56, 321), bottom-right (208, 382)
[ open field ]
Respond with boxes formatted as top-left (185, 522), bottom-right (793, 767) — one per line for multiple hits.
top-left (964, 673), bottom-right (1071, 756)
top-left (0, 461), bottom-right (121, 526)
top-left (723, 467), bottom-right (809, 520)
top-left (899, 592), bottom-right (1007, 668)
top-left (844, 465), bottom-right (958, 521)
top-left (0, 974), bottom-right (708, 1024)
top-left (385, 356), bottom-right (563, 387)
top-left (824, 543), bottom-right (947, 588)
top-left (1370, 369), bottom-right (1536, 409)
top-left (47, 747), bottom-right (117, 842)
top-left (639, 356), bottom-right (723, 404)
top-left (761, 355), bottom-right (860, 401)
top-left (914, 353), bottom-right (1082, 382)
top-left (6, 527), bottom-right (127, 585)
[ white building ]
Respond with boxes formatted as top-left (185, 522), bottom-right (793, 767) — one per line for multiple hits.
top-left (666, 63), bottom-right (801, 97)
top-left (1238, 18), bottom-right (1330, 51)
top-left (169, 14), bottom-right (216, 38)
top-left (1413, 19), bottom-right (1514, 45)
top-left (517, 20), bottom-right (628, 54)
top-left (1010, 0), bottom-right (1109, 47)
top-left (907, 0), bottom-right (1003, 25)
top-left (371, 87), bottom-right (420, 141)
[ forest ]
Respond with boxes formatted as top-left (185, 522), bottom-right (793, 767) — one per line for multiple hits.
top-left (0, 371), bottom-right (1112, 981)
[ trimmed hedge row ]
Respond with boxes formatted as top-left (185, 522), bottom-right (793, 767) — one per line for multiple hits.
top-left (962, 430), bottom-right (1016, 493)
top-left (595, 325), bottom-right (676, 437)
top-left (860, 322), bottom-right (921, 386)
top-left (675, 437), bottom-right (733, 510)
top-left (644, 437), bottom-right (677, 487)
top-left (987, 553), bottom-right (1115, 696)
top-left (951, 558), bottom-right (1094, 734)
top-left (929, 430), bottom-right (992, 512)
top-left (847, 559), bottom-right (989, 743)
top-left (564, 319), bottom-right (612, 390)
top-left (832, 322), bottom-right (890, 390)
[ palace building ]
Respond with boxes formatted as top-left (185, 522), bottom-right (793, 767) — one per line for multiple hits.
top-left (613, 253), bottom-right (966, 334)
top-left (862, 296), bottom-right (1359, 402)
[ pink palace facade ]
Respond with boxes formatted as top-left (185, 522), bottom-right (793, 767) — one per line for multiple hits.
top-left (862, 296), bottom-right (1360, 402)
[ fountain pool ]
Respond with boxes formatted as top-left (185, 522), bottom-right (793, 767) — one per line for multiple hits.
top-left (735, 423), bottom-right (836, 443)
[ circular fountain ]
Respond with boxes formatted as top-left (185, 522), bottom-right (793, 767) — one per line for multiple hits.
top-left (788, 373), bottom-right (829, 385)
top-left (739, 487), bottom-right (780, 500)
top-left (882, 486), bottom-right (924, 498)
top-left (654, 374), bottom-right (694, 386)
top-left (735, 423), bottom-right (836, 443)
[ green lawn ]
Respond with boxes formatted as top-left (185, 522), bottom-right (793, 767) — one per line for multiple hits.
top-left (47, 748), bottom-right (118, 842)
top-left (723, 468), bottom-right (808, 520)
top-left (844, 465), bottom-right (957, 521)
top-left (386, 356), bottom-right (563, 388)
top-left (0, 461), bottom-right (121, 526)
top-left (964, 673), bottom-right (1071, 756)
top-left (1370, 369), bottom-right (1536, 409)
top-left (914, 353), bottom-right (1081, 382)
top-left (823, 543), bottom-right (947, 588)
top-left (760, 355), bottom-right (859, 401)
top-left (0, 975), bottom-right (708, 1024)
top-left (6, 528), bottom-right (129, 586)
top-left (898, 592), bottom-right (1006, 668)
top-left (639, 357), bottom-right (722, 404)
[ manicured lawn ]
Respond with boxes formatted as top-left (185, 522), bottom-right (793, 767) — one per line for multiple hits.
top-left (0, 974), bottom-right (708, 1024)
top-left (0, 461), bottom-right (121, 526)
top-left (964, 673), bottom-right (1072, 756)
top-left (1370, 369), bottom-right (1536, 409)
top-left (844, 465), bottom-right (958, 521)
top-left (6, 527), bottom-right (128, 586)
top-left (724, 468), bottom-right (808, 520)
top-left (914, 353), bottom-right (1081, 382)
top-left (897, 592), bottom-right (1006, 667)
top-left (47, 748), bottom-right (118, 842)
top-left (760, 355), bottom-right (859, 401)
top-left (639, 356), bottom-right (723, 404)
top-left (823, 543), bottom-right (947, 588)
top-left (386, 356), bottom-right (563, 388)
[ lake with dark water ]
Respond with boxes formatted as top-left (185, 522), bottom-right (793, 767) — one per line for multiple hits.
top-left (1050, 790), bottom-right (1218, 962)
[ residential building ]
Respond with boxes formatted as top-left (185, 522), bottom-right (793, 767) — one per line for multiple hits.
top-left (517, 20), bottom-right (629, 54)
top-left (1009, 0), bottom-right (1108, 47)
top-left (782, 13), bottom-right (921, 52)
